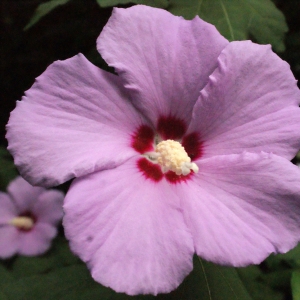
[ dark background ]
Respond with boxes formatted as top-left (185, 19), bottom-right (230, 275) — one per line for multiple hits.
top-left (0, 0), bottom-right (300, 147)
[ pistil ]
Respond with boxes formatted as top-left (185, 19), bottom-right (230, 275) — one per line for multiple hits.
top-left (9, 216), bottom-right (34, 230)
top-left (146, 139), bottom-right (199, 176)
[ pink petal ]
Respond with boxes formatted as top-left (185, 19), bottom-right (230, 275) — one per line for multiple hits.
top-left (0, 226), bottom-right (18, 258)
top-left (188, 41), bottom-right (300, 160)
top-left (97, 5), bottom-right (228, 125)
top-left (18, 223), bottom-right (57, 256)
top-left (32, 189), bottom-right (64, 225)
top-left (176, 152), bottom-right (300, 266)
top-left (6, 54), bottom-right (146, 187)
top-left (63, 158), bottom-right (194, 295)
top-left (0, 192), bottom-right (17, 223)
top-left (7, 176), bottom-right (45, 213)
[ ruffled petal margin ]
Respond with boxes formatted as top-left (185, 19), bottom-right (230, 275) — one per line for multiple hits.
top-left (63, 158), bottom-right (194, 295)
top-left (188, 41), bottom-right (300, 160)
top-left (175, 152), bottom-right (300, 266)
top-left (6, 54), bottom-right (145, 187)
top-left (97, 5), bottom-right (228, 125)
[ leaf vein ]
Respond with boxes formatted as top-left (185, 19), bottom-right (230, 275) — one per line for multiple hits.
top-left (219, 0), bottom-right (235, 40)
top-left (198, 257), bottom-right (212, 300)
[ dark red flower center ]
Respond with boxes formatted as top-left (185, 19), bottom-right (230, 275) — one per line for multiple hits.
top-left (131, 116), bottom-right (203, 184)
top-left (15, 211), bottom-right (37, 232)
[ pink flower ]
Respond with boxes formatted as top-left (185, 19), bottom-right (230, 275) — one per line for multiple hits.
top-left (6, 4), bottom-right (300, 296)
top-left (0, 176), bottom-right (64, 258)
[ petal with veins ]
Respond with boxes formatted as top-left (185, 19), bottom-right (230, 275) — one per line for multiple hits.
top-left (64, 158), bottom-right (194, 295)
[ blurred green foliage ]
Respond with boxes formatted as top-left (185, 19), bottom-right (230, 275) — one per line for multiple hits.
top-left (169, 0), bottom-right (287, 52)
top-left (292, 270), bottom-right (300, 300)
top-left (24, 0), bottom-right (71, 30)
top-left (0, 240), bottom-right (253, 300)
top-left (0, 147), bottom-right (18, 191)
top-left (96, 0), bottom-right (169, 8)
top-left (25, 0), bottom-right (288, 51)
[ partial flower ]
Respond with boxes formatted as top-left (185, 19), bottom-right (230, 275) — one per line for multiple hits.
top-left (6, 4), bottom-right (300, 296)
top-left (0, 176), bottom-right (64, 258)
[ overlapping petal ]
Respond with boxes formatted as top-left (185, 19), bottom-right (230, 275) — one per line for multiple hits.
top-left (32, 190), bottom-right (64, 224)
top-left (63, 158), bottom-right (194, 295)
top-left (174, 152), bottom-right (300, 266)
top-left (18, 223), bottom-right (57, 256)
top-left (187, 41), bottom-right (300, 160)
top-left (97, 5), bottom-right (228, 125)
top-left (6, 54), bottom-right (146, 187)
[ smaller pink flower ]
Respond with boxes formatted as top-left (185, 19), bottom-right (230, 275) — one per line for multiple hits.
top-left (0, 176), bottom-right (64, 258)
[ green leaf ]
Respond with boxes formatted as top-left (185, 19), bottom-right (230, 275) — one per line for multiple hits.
top-left (244, 0), bottom-right (287, 52)
top-left (277, 243), bottom-right (300, 266)
top-left (11, 237), bottom-right (79, 278)
top-left (242, 282), bottom-right (283, 300)
top-left (0, 291), bottom-right (9, 300)
top-left (261, 270), bottom-right (292, 290)
top-left (94, 0), bottom-right (288, 50)
top-left (1, 265), bottom-right (103, 300)
top-left (96, 0), bottom-right (169, 8)
top-left (0, 264), bottom-right (15, 283)
top-left (291, 270), bottom-right (300, 300)
top-left (0, 264), bottom-right (15, 300)
top-left (168, 0), bottom-right (288, 52)
top-left (24, 0), bottom-right (72, 31)
top-left (0, 255), bottom-right (252, 300)
top-left (237, 266), bottom-right (284, 300)
top-left (190, 258), bottom-right (253, 300)
top-left (0, 147), bottom-right (18, 191)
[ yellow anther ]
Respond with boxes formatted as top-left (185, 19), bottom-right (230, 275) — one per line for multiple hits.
top-left (155, 140), bottom-right (199, 175)
top-left (9, 216), bottom-right (34, 230)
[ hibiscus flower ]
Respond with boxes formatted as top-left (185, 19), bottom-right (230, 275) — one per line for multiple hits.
top-left (6, 4), bottom-right (300, 296)
top-left (0, 176), bottom-right (64, 258)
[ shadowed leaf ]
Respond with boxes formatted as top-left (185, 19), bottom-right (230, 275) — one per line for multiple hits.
top-left (96, 0), bottom-right (168, 8)
top-left (24, 0), bottom-right (71, 31)
top-left (0, 147), bottom-right (18, 190)
top-left (292, 270), bottom-right (300, 300)
top-left (168, 0), bottom-right (287, 51)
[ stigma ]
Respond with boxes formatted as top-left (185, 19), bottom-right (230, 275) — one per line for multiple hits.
top-left (9, 216), bottom-right (34, 230)
top-left (146, 139), bottom-right (199, 176)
